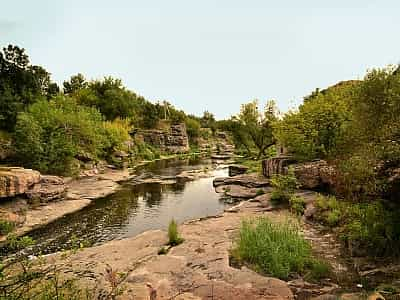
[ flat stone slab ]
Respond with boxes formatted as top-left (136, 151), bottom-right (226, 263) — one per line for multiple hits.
top-left (48, 203), bottom-right (294, 300)
top-left (215, 184), bottom-right (270, 199)
top-left (213, 173), bottom-right (270, 188)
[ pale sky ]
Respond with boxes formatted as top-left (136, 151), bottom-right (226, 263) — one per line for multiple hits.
top-left (1, 0), bottom-right (399, 119)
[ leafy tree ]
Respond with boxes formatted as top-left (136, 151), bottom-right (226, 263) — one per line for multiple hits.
top-left (0, 45), bottom-right (59, 131)
top-left (237, 100), bottom-right (277, 159)
top-left (63, 73), bottom-right (87, 94)
top-left (274, 82), bottom-right (355, 161)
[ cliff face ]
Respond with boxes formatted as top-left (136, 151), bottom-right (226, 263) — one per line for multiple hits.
top-left (138, 123), bottom-right (189, 154)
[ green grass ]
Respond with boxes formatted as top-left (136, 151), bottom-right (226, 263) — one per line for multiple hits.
top-left (234, 157), bottom-right (262, 174)
top-left (231, 217), bottom-right (329, 280)
top-left (168, 219), bottom-right (184, 246)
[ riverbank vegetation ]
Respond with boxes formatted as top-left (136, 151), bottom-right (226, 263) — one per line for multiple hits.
top-left (231, 217), bottom-right (329, 280)
top-left (0, 45), bottom-right (212, 176)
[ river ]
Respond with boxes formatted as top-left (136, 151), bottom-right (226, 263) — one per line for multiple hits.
top-left (23, 156), bottom-right (230, 255)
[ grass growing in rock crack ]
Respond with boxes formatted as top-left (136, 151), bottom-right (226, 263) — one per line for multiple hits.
top-left (168, 219), bottom-right (184, 246)
top-left (231, 217), bottom-right (330, 280)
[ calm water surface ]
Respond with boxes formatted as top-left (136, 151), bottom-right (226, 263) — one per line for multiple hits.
top-left (24, 157), bottom-right (230, 255)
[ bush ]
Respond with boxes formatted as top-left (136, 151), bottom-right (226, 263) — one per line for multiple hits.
top-left (314, 194), bottom-right (400, 256)
top-left (270, 168), bottom-right (299, 202)
top-left (232, 217), bottom-right (328, 280)
top-left (14, 97), bottom-right (130, 175)
top-left (289, 195), bottom-right (306, 215)
top-left (167, 219), bottom-right (184, 246)
top-left (14, 98), bottom-right (106, 175)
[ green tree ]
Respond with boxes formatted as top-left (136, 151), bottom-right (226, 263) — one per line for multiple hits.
top-left (0, 45), bottom-right (59, 131)
top-left (63, 73), bottom-right (87, 94)
top-left (237, 100), bottom-right (277, 159)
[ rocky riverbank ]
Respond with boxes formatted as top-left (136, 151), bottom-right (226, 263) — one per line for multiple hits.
top-left (0, 167), bottom-right (132, 242)
top-left (34, 170), bottom-right (398, 300)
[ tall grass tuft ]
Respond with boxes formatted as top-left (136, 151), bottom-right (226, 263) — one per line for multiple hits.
top-left (232, 217), bottom-right (326, 280)
top-left (168, 219), bottom-right (184, 246)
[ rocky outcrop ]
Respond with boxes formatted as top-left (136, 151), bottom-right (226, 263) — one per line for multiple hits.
top-left (0, 167), bottom-right (67, 202)
top-left (262, 156), bottom-right (296, 178)
top-left (0, 167), bottom-right (41, 198)
top-left (138, 123), bottom-right (189, 154)
top-left (290, 160), bottom-right (336, 190)
top-left (26, 175), bottom-right (67, 202)
top-left (228, 165), bottom-right (249, 177)
top-left (262, 157), bottom-right (336, 190)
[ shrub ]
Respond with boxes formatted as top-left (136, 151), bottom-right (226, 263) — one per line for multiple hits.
top-left (14, 98), bottom-right (107, 175)
top-left (232, 217), bottom-right (328, 280)
top-left (167, 219), bottom-right (184, 246)
top-left (0, 220), bottom-right (15, 235)
top-left (289, 195), bottom-right (306, 215)
top-left (270, 168), bottom-right (299, 202)
top-left (314, 194), bottom-right (400, 256)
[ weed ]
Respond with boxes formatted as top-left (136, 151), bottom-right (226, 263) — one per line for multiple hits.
top-left (289, 195), bottom-right (306, 215)
top-left (168, 219), bottom-right (184, 246)
top-left (231, 217), bottom-right (328, 280)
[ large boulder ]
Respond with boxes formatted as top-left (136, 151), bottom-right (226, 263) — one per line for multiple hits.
top-left (26, 175), bottom-right (66, 202)
top-left (0, 167), bottom-right (41, 198)
top-left (228, 165), bottom-right (249, 176)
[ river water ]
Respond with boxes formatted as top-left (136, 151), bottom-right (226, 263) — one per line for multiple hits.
top-left (23, 156), bottom-right (230, 255)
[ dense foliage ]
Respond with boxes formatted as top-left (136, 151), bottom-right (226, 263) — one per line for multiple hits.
top-left (0, 45), bottom-right (59, 131)
top-left (13, 97), bottom-right (125, 175)
top-left (0, 44), bottom-right (212, 175)
top-left (274, 67), bottom-right (400, 201)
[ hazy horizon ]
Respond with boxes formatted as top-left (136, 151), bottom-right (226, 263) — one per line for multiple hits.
top-left (1, 0), bottom-right (399, 119)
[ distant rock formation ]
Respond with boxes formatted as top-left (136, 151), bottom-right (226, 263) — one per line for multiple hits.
top-left (137, 123), bottom-right (189, 153)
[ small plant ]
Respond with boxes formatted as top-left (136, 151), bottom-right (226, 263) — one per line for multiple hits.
top-left (157, 246), bottom-right (168, 255)
top-left (289, 195), bottom-right (306, 215)
top-left (0, 220), bottom-right (15, 235)
top-left (168, 219), bottom-right (184, 246)
top-left (231, 217), bottom-right (327, 280)
top-left (326, 209), bottom-right (341, 227)
top-left (306, 259), bottom-right (331, 281)
top-left (270, 167), bottom-right (299, 203)
top-left (256, 189), bottom-right (265, 196)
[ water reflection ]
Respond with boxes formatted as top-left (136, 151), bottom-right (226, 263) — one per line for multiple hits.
top-left (23, 158), bottom-right (229, 255)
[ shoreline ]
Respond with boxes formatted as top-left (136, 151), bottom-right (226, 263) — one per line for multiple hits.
top-left (0, 151), bottom-right (212, 242)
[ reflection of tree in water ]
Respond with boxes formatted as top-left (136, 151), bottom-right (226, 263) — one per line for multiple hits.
top-left (134, 183), bottom-right (186, 208)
